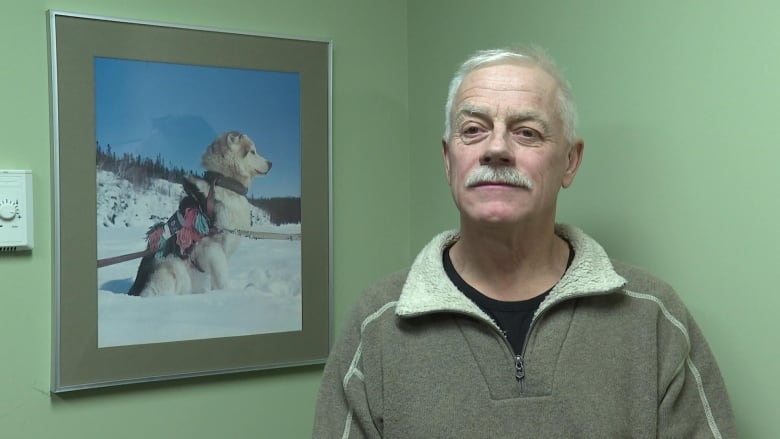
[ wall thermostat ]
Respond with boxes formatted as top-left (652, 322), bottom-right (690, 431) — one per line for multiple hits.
top-left (0, 170), bottom-right (33, 252)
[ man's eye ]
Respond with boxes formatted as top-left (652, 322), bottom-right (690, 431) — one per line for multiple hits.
top-left (515, 127), bottom-right (541, 140)
top-left (462, 126), bottom-right (482, 136)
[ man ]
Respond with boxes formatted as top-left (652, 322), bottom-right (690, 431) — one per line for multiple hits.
top-left (314, 46), bottom-right (736, 438)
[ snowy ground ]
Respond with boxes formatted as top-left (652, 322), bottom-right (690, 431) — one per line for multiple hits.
top-left (96, 171), bottom-right (301, 347)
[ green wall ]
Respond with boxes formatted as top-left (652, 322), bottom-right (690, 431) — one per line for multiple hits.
top-left (2, 0), bottom-right (774, 437)
top-left (409, 1), bottom-right (778, 437)
top-left (0, 0), bottom-right (408, 437)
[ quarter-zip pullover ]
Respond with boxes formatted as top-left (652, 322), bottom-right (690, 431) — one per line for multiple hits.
top-left (314, 225), bottom-right (736, 438)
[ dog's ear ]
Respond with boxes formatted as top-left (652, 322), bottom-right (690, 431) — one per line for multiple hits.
top-left (227, 132), bottom-right (242, 147)
top-left (234, 134), bottom-right (257, 158)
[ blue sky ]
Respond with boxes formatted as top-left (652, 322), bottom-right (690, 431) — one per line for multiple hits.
top-left (94, 57), bottom-right (301, 198)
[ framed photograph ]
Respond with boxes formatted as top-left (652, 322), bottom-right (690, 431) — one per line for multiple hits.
top-left (49, 10), bottom-right (332, 392)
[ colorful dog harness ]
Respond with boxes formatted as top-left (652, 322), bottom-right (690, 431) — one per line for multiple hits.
top-left (144, 177), bottom-right (218, 261)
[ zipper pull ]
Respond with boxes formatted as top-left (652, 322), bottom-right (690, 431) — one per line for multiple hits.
top-left (514, 354), bottom-right (525, 381)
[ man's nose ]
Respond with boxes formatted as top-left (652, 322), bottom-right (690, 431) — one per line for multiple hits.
top-left (479, 130), bottom-right (513, 166)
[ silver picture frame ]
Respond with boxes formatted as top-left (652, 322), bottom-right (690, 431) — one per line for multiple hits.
top-left (49, 10), bottom-right (332, 392)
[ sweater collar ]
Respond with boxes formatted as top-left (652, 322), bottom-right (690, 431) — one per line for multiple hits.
top-left (395, 224), bottom-right (626, 320)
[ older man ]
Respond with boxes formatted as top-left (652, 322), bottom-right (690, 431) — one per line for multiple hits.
top-left (314, 46), bottom-right (736, 438)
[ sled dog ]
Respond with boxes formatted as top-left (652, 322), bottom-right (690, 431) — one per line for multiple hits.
top-left (128, 131), bottom-right (271, 296)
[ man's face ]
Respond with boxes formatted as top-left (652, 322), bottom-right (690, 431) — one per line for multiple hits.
top-left (443, 62), bottom-right (583, 228)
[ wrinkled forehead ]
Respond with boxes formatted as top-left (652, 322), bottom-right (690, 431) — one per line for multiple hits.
top-left (457, 62), bottom-right (559, 102)
top-left (452, 64), bottom-right (561, 129)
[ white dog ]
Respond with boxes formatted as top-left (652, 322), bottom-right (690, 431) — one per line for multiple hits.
top-left (128, 131), bottom-right (271, 296)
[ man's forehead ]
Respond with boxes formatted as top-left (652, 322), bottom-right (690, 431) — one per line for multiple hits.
top-left (458, 62), bottom-right (558, 95)
top-left (454, 69), bottom-right (558, 117)
top-left (452, 63), bottom-right (562, 132)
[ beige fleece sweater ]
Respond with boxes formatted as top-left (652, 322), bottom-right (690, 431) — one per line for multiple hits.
top-left (314, 225), bottom-right (736, 438)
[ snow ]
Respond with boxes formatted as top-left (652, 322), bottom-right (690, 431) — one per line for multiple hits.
top-left (96, 170), bottom-right (301, 347)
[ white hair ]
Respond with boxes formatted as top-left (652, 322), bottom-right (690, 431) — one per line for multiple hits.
top-left (443, 45), bottom-right (578, 143)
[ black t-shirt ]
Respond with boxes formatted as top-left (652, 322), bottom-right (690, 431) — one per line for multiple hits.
top-left (443, 244), bottom-right (573, 354)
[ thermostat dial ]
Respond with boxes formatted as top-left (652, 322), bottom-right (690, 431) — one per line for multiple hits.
top-left (0, 200), bottom-right (17, 221)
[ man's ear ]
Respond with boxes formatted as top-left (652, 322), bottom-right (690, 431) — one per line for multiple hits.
top-left (562, 139), bottom-right (584, 188)
top-left (442, 138), bottom-right (452, 184)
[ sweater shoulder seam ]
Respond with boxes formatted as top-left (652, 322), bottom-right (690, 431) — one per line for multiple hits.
top-left (339, 300), bottom-right (397, 439)
top-left (344, 300), bottom-right (398, 387)
top-left (622, 289), bottom-right (723, 438)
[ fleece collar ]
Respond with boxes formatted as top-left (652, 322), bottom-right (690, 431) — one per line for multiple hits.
top-left (395, 224), bottom-right (627, 323)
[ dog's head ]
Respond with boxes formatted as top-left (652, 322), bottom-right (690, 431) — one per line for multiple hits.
top-left (201, 131), bottom-right (272, 188)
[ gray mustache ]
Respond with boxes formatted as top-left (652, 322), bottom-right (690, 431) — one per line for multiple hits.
top-left (464, 166), bottom-right (534, 189)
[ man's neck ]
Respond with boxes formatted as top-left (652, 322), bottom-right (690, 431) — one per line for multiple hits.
top-left (449, 222), bottom-right (570, 302)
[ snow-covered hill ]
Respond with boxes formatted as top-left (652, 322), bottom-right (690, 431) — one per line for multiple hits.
top-left (96, 170), bottom-right (302, 347)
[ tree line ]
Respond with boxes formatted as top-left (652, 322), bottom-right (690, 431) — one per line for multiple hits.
top-left (249, 197), bottom-right (301, 225)
top-left (96, 141), bottom-right (190, 187)
top-left (96, 141), bottom-right (302, 225)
